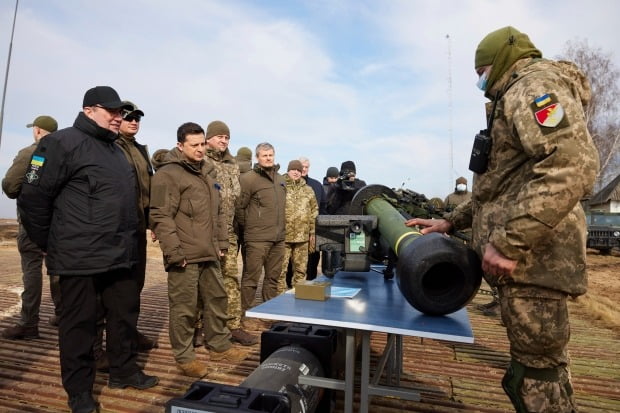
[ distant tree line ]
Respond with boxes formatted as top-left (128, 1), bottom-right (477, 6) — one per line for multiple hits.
top-left (557, 39), bottom-right (620, 192)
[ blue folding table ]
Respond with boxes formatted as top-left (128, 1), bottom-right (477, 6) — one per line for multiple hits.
top-left (247, 268), bottom-right (474, 413)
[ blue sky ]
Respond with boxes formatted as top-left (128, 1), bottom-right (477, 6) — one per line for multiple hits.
top-left (1, 0), bottom-right (619, 218)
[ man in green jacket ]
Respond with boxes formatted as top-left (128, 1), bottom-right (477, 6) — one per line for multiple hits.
top-left (236, 142), bottom-right (286, 315)
top-left (406, 27), bottom-right (598, 412)
top-left (1, 115), bottom-right (62, 339)
top-left (150, 122), bottom-right (247, 379)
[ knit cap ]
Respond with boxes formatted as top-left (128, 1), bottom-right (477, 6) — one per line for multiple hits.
top-left (340, 161), bottom-right (356, 175)
top-left (236, 147), bottom-right (252, 161)
top-left (206, 120), bottom-right (230, 140)
top-left (326, 167), bottom-right (339, 178)
top-left (288, 160), bottom-right (303, 171)
top-left (475, 26), bottom-right (541, 93)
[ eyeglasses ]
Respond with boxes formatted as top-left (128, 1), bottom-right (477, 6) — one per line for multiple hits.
top-left (123, 114), bottom-right (142, 123)
top-left (94, 105), bottom-right (123, 116)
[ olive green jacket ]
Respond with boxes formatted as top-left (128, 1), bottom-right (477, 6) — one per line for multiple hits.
top-left (150, 148), bottom-right (228, 269)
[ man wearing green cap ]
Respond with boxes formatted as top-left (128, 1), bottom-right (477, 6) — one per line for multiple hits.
top-left (406, 27), bottom-right (599, 412)
top-left (2, 115), bottom-right (62, 340)
top-left (202, 120), bottom-right (258, 346)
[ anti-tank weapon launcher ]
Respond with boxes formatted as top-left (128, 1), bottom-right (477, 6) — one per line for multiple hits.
top-left (315, 184), bottom-right (482, 316)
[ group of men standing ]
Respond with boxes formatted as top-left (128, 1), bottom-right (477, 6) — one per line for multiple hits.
top-left (1, 84), bottom-right (351, 413)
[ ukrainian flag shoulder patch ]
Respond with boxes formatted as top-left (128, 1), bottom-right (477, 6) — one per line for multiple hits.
top-left (31, 155), bottom-right (45, 167)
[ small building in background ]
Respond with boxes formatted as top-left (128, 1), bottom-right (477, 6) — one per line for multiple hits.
top-left (589, 174), bottom-right (620, 213)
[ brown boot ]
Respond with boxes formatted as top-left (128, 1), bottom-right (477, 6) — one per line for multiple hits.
top-left (1, 324), bottom-right (39, 340)
top-left (241, 317), bottom-right (262, 331)
top-left (231, 328), bottom-right (259, 346)
top-left (137, 331), bottom-right (158, 351)
top-left (210, 347), bottom-right (249, 363)
top-left (177, 360), bottom-right (209, 378)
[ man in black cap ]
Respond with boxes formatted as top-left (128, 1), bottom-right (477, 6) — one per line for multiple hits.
top-left (92, 100), bottom-right (157, 372)
top-left (2, 115), bottom-right (62, 340)
top-left (116, 101), bottom-right (158, 350)
top-left (17, 86), bottom-right (158, 413)
top-left (326, 160), bottom-right (367, 214)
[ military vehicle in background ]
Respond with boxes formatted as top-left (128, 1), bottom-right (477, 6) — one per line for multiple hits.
top-left (586, 211), bottom-right (620, 254)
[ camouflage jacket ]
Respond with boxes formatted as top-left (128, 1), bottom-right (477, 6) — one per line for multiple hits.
top-left (283, 174), bottom-right (318, 243)
top-left (204, 147), bottom-right (240, 236)
top-left (447, 58), bottom-right (599, 296)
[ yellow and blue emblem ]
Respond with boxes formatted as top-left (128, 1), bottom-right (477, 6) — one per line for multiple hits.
top-left (530, 93), bottom-right (569, 133)
top-left (25, 155), bottom-right (46, 184)
top-left (31, 155), bottom-right (45, 167)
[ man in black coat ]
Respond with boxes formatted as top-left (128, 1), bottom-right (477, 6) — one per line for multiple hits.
top-left (17, 86), bottom-right (158, 413)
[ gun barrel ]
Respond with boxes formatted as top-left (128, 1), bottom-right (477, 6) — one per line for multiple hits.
top-left (352, 185), bottom-right (482, 315)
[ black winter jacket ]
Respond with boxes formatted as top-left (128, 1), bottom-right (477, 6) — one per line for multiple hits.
top-left (17, 112), bottom-right (138, 276)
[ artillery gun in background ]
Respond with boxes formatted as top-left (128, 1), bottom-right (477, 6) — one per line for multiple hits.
top-left (315, 184), bottom-right (482, 316)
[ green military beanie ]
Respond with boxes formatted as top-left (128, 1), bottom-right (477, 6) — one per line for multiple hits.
top-left (206, 120), bottom-right (230, 140)
top-left (236, 146), bottom-right (252, 161)
top-left (475, 26), bottom-right (542, 94)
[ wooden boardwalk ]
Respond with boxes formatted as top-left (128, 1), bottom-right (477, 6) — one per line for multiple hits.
top-left (0, 246), bottom-right (619, 412)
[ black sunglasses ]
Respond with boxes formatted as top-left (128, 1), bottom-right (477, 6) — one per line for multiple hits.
top-left (123, 114), bottom-right (142, 122)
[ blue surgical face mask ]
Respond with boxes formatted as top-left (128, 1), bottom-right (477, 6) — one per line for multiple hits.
top-left (476, 70), bottom-right (488, 91)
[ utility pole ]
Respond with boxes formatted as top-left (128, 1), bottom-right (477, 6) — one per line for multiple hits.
top-left (446, 34), bottom-right (453, 193)
top-left (0, 0), bottom-right (19, 148)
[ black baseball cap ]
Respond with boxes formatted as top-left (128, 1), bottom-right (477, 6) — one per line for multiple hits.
top-left (82, 86), bottom-right (128, 109)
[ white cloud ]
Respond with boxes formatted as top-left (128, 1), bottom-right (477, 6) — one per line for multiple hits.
top-left (1, 0), bottom-right (619, 217)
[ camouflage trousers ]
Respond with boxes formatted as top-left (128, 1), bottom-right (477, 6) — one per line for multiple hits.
top-left (277, 241), bottom-right (309, 295)
top-left (498, 284), bottom-right (577, 413)
top-left (221, 237), bottom-right (242, 330)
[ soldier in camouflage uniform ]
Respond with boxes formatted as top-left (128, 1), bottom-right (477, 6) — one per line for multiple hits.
top-left (278, 160), bottom-right (318, 294)
top-left (204, 121), bottom-right (257, 346)
top-left (406, 26), bottom-right (598, 413)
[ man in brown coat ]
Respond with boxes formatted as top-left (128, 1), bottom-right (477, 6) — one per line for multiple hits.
top-left (236, 142), bottom-right (286, 315)
top-left (150, 122), bottom-right (247, 378)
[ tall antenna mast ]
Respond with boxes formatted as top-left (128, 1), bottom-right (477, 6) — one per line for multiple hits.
top-left (0, 0), bottom-right (20, 148)
top-left (446, 34), bottom-right (453, 193)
